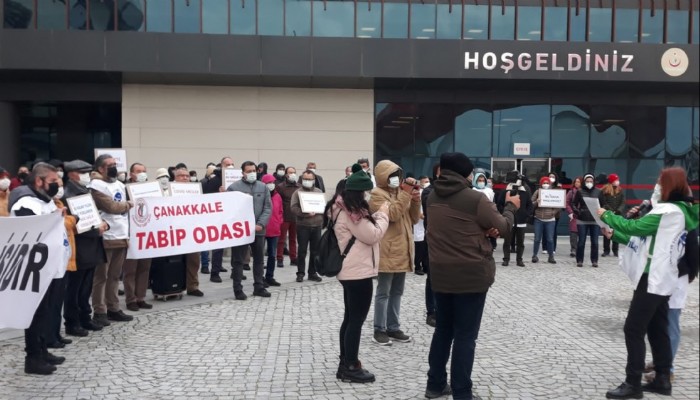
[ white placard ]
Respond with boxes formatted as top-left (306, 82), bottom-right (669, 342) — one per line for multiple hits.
top-left (66, 194), bottom-right (103, 234)
top-left (169, 182), bottom-right (203, 197)
top-left (298, 191), bottom-right (326, 214)
top-left (0, 214), bottom-right (68, 329)
top-left (127, 181), bottom-right (164, 200)
top-left (513, 143), bottom-right (531, 156)
top-left (223, 168), bottom-right (243, 190)
top-left (127, 192), bottom-right (255, 259)
top-left (94, 148), bottom-right (128, 172)
top-left (583, 197), bottom-right (610, 229)
top-left (537, 189), bottom-right (566, 208)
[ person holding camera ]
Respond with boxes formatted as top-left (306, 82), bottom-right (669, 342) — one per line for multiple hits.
top-left (496, 170), bottom-right (532, 267)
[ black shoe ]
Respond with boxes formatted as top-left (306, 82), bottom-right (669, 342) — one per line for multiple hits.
top-left (283, 247), bottom-right (289, 255)
top-left (265, 278), bottom-right (281, 287)
top-left (602, 252), bottom-right (610, 257)
top-left (340, 361), bottom-right (375, 383)
top-left (426, 314), bottom-right (436, 327)
top-left (242, 274), bottom-right (247, 280)
top-left (501, 260), bottom-right (509, 266)
top-left (43, 351), bottom-right (65, 365)
top-left (415, 268), bottom-right (425, 276)
top-left (296, 275), bottom-right (304, 282)
top-left (337, 358), bottom-right (347, 379)
top-left (308, 274), bottom-right (323, 282)
top-left (187, 289), bottom-right (204, 297)
top-left (219, 267), bottom-right (228, 273)
top-left (531, 255), bottom-right (539, 263)
top-left (613, 251), bottom-right (619, 257)
top-left (92, 313), bottom-right (111, 327)
top-left (606, 382), bottom-right (643, 399)
top-left (210, 274), bottom-right (222, 283)
top-left (570, 251), bottom-right (576, 257)
top-left (263, 281), bottom-right (270, 288)
top-left (253, 289), bottom-right (272, 298)
top-left (137, 301), bottom-right (153, 309)
top-left (107, 310), bottom-right (134, 322)
top-left (243, 264), bottom-right (251, 271)
top-left (118, 289), bottom-right (124, 296)
top-left (58, 336), bottom-right (72, 345)
top-left (126, 302), bottom-right (140, 312)
top-left (25, 357), bottom-right (56, 375)
top-left (290, 259), bottom-right (298, 266)
top-left (592, 263), bottom-right (599, 268)
top-left (234, 291), bottom-right (248, 301)
top-left (81, 321), bottom-right (103, 331)
top-left (425, 384), bottom-right (452, 399)
top-left (548, 255), bottom-right (557, 264)
top-left (516, 260), bottom-right (525, 267)
top-left (65, 326), bottom-right (89, 337)
top-left (642, 374), bottom-right (672, 396)
top-left (277, 260), bottom-right (284, 268)
top-left (46, 341), bottom-right (65, 349)
top-left (201, 267), bottom-right (210, 274)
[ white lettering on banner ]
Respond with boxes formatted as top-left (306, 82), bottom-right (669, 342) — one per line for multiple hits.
top-left (127, 192), bottom-right (256, 259)
top-left (0, 214), bottom-right (67, 329)
top-left (466, 49), bottom-right (635, 74)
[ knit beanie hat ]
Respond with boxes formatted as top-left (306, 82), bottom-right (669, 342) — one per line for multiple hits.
top-left (583, 173), bottom-right (595, 182)
top-left (607, 173), bottom-right (619, 184)
top-left (261, 174), bottom-right (276, 184)
top-left (345, 164), bottom-right (373, 192)
top-left (440, 152), bottom-right (474, 178)
top-left (539, 176), bottom-right (551, 186)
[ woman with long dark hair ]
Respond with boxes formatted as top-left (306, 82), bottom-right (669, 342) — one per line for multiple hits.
top-left (325, 164), bottom-right (389, 384)
top-left (599, 172), bottom-right (625, 257)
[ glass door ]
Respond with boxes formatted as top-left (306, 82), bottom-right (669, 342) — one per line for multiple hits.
top-left (520, 158), bottom-right (551, 187)
top-left (491, 158), bottom-right (518, 185)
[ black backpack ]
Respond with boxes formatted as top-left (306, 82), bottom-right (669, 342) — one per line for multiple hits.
top-left (314, 213), bottom-right (356, 277)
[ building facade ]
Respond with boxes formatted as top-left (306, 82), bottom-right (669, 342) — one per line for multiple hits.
top-left (1, 0), bottom-right (698, 209)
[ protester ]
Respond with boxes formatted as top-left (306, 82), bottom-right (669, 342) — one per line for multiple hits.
top-left (368, 160), bottom-right (421, 346)
top-left (227, 161), bottom-right (272, 300)
top-left (276, 166), bottom-right (300, 268)
top-left (531, 176), bottom-right (560, 264)
top-left (541, 171), bottom-right (562, 255)
top-left (357, 158), bottom-right (376, 187)
top-left (413, 186), bottom-right (427, 277)
top-left (257, 162), bottom-right (268, 181)
top-left (0, 166), bottom-right (10, 217)
top-left (274, 163), bottom-right (286, 184)
top-left (205, 157), bottom-right (234, 283)
top-left (473, 171), bottom-right (497, 251)
top-left (600, 168), bottom-right (698, 399)
top-left (496, 170), bottom-right (532, 267)
top-left (600, 172), bottom-right (625, 257)
top-left (329, 164), bottom-right (389, 384)
top-left (155, 168), bottom-right (170, 195)
top-left (8, 162), bottom-right (67, 375)
top-left (290, 170), bottom-right (324, 282)
top-left (90, 154), bottom-right (134, 324)
top-left (425, 152), bottom-right (520, 400)
top-left (565, 177), bottom-right (582, 257)
top-left (262, 174), bottom-right (283, 287)
top-left (173, 166), bottom-right (204, 297)
top-left (345, 166), bottom-right (352, 178)
top-left (572, 173), bottom-right (601, 268)
top-left (305, 162), bottom-right (326, 193)
top-left (199, 163), bottom-right (216, 274)
top-left (9, 165), bottom-right (29, 190)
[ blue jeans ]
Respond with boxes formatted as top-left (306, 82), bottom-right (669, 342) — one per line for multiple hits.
top-left (576, 223), bottom-right (600, 263)
top-left (533, 219), bottom-right (555, 257)
top-left (668, 308), bottom-right (682, 372)
top-left (374, 272), bottom-right (406, 333)
top-left (200, 250), bottom-right (210, 269)
top-left (427, 291), bottom-right (487, 400)
top-left (265, 236), bottom-right (279, 281)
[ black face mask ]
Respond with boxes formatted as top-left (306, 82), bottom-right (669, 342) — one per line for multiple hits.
top-left (107, 166), bottom-right (118, 178)
top-left (45, 182), bottom-right (59, 198)
top-left (18, 172), bottom-right (29, 180)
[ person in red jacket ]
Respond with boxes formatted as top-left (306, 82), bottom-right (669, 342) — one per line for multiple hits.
top-left (263, 174), bottom-right (284, 287)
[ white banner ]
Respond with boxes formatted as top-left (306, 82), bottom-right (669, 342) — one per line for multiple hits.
top-left (127, 181), bottom-right (163, 200)
top-left (94, 148), bottom-right (128, 172)
top-left (223, 168), bottom-right (243, 190)
top-left (66, 194), bottom-right (103, 234)
top-left (169, 182), bottom-right (203, 197)
top-left (0, 214), bottom-right (69, 329)
top-left (127, 192), bottom-right (256, 259)
top-left (298, 192), bottom-right (326, 213)
top-left (538, 189), bottom-right (566, 208)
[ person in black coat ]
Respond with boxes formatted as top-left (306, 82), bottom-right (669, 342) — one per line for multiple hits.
top-left (496, 171), bottom-right (533, 267)
top-left (571, 173), bottom-right (602, 267)
top-left (203, 157), bottom-right (234, 282)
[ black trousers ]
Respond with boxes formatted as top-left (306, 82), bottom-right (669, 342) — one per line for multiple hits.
top-left (603, 237), bottom-right (620, 254)
top-left (296, 225), bottom-right (322, 277)
top-left (64, 268), bottom-right (96, 328)
top-left (414, 240), bottom-right (428, 271)
top-left (25, 279), bottom-right (62, 358)
top-left (339, 278), bottom-right (374, 365)
top-left (47, 276), bottom-right (67, 344)
top-left (503, 226), bottom-right (525, 262)
top-left (231, 235), bottom-right (265, 293)
top-left (624, 274), bottom-right (672, 385)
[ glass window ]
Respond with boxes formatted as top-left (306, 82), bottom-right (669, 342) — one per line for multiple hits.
top-left (640, 2), bottom-right (663, 43)
top-left (231, 0), bottom-right (255, 35)
top-left (615, 1), bottom-right (638, 43)
top-left (414, 104), bottom-right (454, 157)
top-left (436, 1), bottom-right (461, 39)
top-left (147, 0), bottom-right (172, 32)
top-left (117, 0), bottom-right (145, 31)
top-left (455, 106), bottom-right (492, 158)
top-left (376, 103), bottom-right (416, 158)
top-left (550, 158), bottom-right (588, 187)
top-left (490, 4), bottom-right (515, 40)
top-left (383, 1), bottom-right (408, 38)
top-left (592, 158), bottom-right (629, 188)
top-left (588, 6), bottom-right (612, 42)
top-left (589, 106), bottom-right (629, 158)
top-left (69, 0), bottom-right (88, 30)
top-left (202, 0), bottom-right (228, 34)
top-left (492, 105), bottom-right (550, 158)
top-left (666, 107), bottom-right (693, 157)
top-left (313, 0), bottom-right (354, 37)
top-left (551, 105), bottom-right (591, 158)
top-left (543, 3), bottom-right (567, 41)
top-left (356, 1), bottom-right (380, 38)
top-left (463, 1), bottom-right (487, 39)
top-left (411, 0), bottom-right (436, 39)
top-left (628, 107), bottom-right (665, 159)
top-left (569, 4), bottom-right (586, 41)
top-left (259, 0), bottom-right (283, 35)
top-left (666, 9), bottom-right (689, 44)
top-left (627, 159), bottom-right (663, 200)
top-left (88, 0), bottom-right (115, 30)
top-left (287, 0), bottom-right (311, 36)
top-left (174, 0), bottom-right (200, 33)
top-left (693, 10), bottom-right (700, 44)
top-left (517, 5), bottom-right (541, 41)
top-left (5, 0), bottom-right (35, 29)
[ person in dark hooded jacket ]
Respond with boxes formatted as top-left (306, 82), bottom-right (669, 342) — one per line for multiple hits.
top-left (496, 170), bottom-right (533, 267)
top-left (572, 173), bottom-right (602, 267)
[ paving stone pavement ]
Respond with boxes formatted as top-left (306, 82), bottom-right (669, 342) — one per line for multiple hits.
top-left (0, 237), bottom-right (698, 400)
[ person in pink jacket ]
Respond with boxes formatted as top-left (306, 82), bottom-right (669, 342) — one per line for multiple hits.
top-left (263, 174), bottom-right (284, 287)
top-left (327, 164), bottom-right (389, 384)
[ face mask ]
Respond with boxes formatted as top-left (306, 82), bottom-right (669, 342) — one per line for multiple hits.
top-left (54, 187), bottom-right (64, 199)
top-left (158, 177), bottom-right (169, 189)
top-left (388, 176), bottom-right (400, 188)
top-left (267, 183), bottom-right (276, 191)
top-left (136, 172), bottom-right (148, 183)
top-left (612, 180), bottom-right (620, 187)
top-left (541, 184), bottom-right (550, 190)
top-left (515, 179), bottom-right (522, 187)
top-left (365, 191), bottom-right (372, 202)
top-left (0, 178), bottom-right (10, 191)
top-left (107, 166), bottom-right (118, 179)
top-left (549, 176), bottom-right (556, 183)
top-left (487, 182), bottom-right (493, 189)
top-left (245, 172), bottom-right (257, 183)
top-left (363, 168), bottom-right (369, 174)
top-left (190, 177), bottom-right (197, 182)
top-left (118, 172), bottom-right (127, 183)
top-left (585, 182), bottom-right (594, 189)
top-left (288, 174), bottom-right (298, 183)
top-left (422, 182), bottom-right (430, 189)
top-left (476, 182), bottom-right (486, 189)
top-left (57, 171), bottom-right (64, 179)
top-left (308, 168), bottom-right (316, 174)
top-left (45, 182), bottom-right (59, 198)
top-left (79, 173), bottom-right (91, 185)
top-left (302, 179), bottom-right (315, 189)
top-left (18, 172), bottom-right (29, 180)
top-left (277, 169), bottom-right (285, 177)
top-left (651, 183), bottom-right (662, 206)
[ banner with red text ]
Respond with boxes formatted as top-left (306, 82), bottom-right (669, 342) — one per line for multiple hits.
top-left (127, 192), bottom-right (255, 259)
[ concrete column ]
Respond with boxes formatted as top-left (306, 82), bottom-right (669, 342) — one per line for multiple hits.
top-left (0, 102), bottom-right (20, 172)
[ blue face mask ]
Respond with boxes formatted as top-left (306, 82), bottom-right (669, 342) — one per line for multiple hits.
top-left (476, 182), bottom-right (486, 189)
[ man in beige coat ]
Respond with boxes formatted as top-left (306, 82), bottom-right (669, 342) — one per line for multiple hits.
top-left (368, 160), bottom-right (421, 346)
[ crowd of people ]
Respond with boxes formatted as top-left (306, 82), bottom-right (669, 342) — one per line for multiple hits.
top-left (1, 154), bottom-right (697, 400)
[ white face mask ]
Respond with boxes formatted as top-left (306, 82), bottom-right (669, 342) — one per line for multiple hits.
top-left (117, 173), bottom-right (126, 183)
top-left (54, 187), bottom-right (64, 199)
top-left (158, 177), bottom-right (169, 189)
top-left (277, 169), bottom-right (285, 177)
top-left (476, 181), bottom-right (486, 189)
top-left (651, 183), bottom-right (662, 206)
top-left (612, 180), bottom-right (620, 187)
top-left (515, 179), bottom-right (522, 187)
top-left (288, 174), bottom-right (298, 183)
top-left (422, 182), bottom-right (430, 189)
top-left (136, 172), bottom-right (148, 183)
top-left (549, 176), bottom-right (556, 183)
top-left (0, 178), bottom-right (10, 191)
top-left (486, 182), bottom-right (493, 189)
top-left (585, 182), bottom-right (594, 189)
top-left (57, 171), bottom-right (64, 179)
top-left (302, 179), bottom-right (315, 189)
top-left (308, 168), bottom-right (316, 174)
top-left (245, 172), bottom-right (257, 183)
top-left (541, 184), bottom-right (550, 190)
top-left (266, 183), bottom-right (276, 191)
top-left (79, 173), bottom-right (91, 186)
top-left (388, 176), bottom-right (400, 188)
top-left (190, 176), bottom-right (197, 182)
top-left (363, 168), bottom-right (370, 174)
